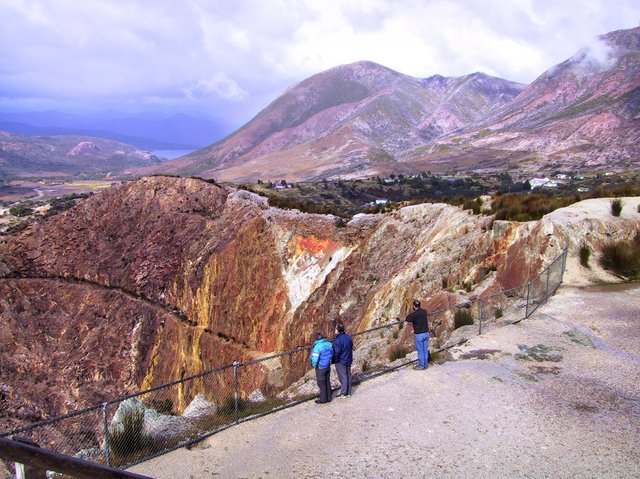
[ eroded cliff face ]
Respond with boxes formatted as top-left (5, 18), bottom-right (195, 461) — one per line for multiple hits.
top-left (1, 177), bottom-right (638, 430)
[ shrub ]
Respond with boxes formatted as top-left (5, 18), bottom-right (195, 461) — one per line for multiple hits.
top-left (454, 309), bottom-right (474, 329)
top-left (109, 407), bottom-right (150, 461)
top-left (428, 350), bottom-right (445, 364)
top-left (9, 204), bottom-right (33, 217)
top-left (494, 308), bottom-right (503, 319)
top-left (388, 344), bottom-right (410, 362)
top-left (222, 395), bottom-right (247, 415)
top-left (611, 198), bottom-right (623, 217)
top-left (361, 358), bottom-right (370, 373)
top-left (600, 235), bottom-right (640, 280)
top-left (579, 243), bottom-right (592, 268)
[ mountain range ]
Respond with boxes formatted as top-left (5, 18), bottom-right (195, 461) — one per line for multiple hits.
top-left (0, 131), bottom-right (161, 182)
top-left (140, 26), bottom-right (640, 181)
top-left (0, 111), bottom-right (231, 150)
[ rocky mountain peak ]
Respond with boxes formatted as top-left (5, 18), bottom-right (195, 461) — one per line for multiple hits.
top-left (69, 141), bottom-right (100, 156)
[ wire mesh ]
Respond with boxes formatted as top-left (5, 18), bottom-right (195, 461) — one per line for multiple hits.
top-left (479, 285), bottom-right (528, 333)
top-left (2, 249), bottom-right (567, 472)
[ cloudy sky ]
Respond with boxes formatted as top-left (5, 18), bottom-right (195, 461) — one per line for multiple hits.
top-left (1, 0), bottom-right (639, 126)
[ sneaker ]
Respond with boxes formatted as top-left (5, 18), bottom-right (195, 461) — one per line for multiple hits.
top-left (337, 394), bottom-right (350, 399)
top-left (413, 365), bottom-right (425, 370)
top-left (315, 399), bottom-right (327, 404)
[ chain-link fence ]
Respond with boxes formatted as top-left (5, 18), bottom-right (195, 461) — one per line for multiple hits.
top-left (1, 248), bottom-right (567, 473)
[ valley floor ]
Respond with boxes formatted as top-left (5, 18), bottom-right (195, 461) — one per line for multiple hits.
top-left (132, 283), bottom-right (640, 479)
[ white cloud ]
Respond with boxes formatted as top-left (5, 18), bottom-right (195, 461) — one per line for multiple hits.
top-left (183, 74), bottom-right (248, 101)
top-left (0, 0), bottom-right (638, 122)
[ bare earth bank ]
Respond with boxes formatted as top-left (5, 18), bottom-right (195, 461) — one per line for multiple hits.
top-left (133, 284), bottom-right (640, 479)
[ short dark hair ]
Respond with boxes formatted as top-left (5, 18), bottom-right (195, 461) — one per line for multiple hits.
top-left (336, 324), bottom-right (345, 333)
top-left (413, 300), bottom-right (421, 308)
top-left (315, 332), bottom-right (325, 340)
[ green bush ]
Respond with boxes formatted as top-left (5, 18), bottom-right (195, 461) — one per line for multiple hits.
top-left (579, 243), bottom-right (592, 268)
top-left (9, 204), bottom-right (33, 217)
top-left (222, 395), bottom-right (248, 415)
top-left (600, 234), bottom-right (640, 279)
top-left (611, 198), bottom-right (623, 217)
top-left (388, 344), bottom-right (410, 362)
top-left (454, 309), bottom-right (474, 329)
top-left (494, 308), bottom-right (503, 319)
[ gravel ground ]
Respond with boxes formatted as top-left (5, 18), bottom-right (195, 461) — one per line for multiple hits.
top-left (132, 283), bottom-right (640, 479)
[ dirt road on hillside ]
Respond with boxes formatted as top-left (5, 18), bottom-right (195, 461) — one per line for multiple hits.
top-left (133, 283), bottom-right (640, 479)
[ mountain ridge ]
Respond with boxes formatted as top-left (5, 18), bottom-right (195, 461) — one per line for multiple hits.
top-left (137, 26), bottom-right (640, 181)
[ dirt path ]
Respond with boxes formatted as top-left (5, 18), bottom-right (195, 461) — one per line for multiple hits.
top-left (132, 283), bottom-right (640, 479)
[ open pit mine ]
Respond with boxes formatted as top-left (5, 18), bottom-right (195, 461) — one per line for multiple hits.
top-left (1, 176), bottom-right (639, 432)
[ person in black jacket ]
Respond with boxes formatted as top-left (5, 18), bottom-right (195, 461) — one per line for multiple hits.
top-left (332, 323), bottom-right (353, 398)
top-left (405, 300), bottom-right (429, 370)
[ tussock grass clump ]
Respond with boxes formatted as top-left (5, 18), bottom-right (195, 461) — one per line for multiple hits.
top-left (109, 407), bottom-right (151, 461)
top-left (600, 234), bottom-right (640, 280)
top-left (611, 198), bottom-right (624, 217)
top-left (388, 344), bottom-right (410, 362)
top-left (494, 308), bottom-right (503, 319)
top-left (454, 309), bottom-right (474, 329)
top-left (579, 243), bottom-right (592, 268)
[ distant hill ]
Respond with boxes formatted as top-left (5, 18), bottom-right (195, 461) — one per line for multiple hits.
top-left (0, 131), bottom-right (162, 179)
top-left (0, 111), bottom-right (232, 150)
top-left (140, 27), bottom-right (640, 181)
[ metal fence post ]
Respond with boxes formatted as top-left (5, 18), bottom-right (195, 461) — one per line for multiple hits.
top-left (545, 267), bottom-right (551, 300)
top-left (478, 298), bottom-right (483, 335)
top-left (525, 281), bottom-right (531, 318)
top-left (561, 247), bottom-right (568, 283)
top-left (233, 361), bottom-right (240, 424)
top-left (102, 402), bottom-right (110, 468)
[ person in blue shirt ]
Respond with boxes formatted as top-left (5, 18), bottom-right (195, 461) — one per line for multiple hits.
top-left (332, 323), bottom-right (353, 398)
top-left (310, 332), bottom-right (333, 403)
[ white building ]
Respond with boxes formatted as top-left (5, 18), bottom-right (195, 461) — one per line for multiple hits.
top-left (529, 177), bottom-right (550, 189)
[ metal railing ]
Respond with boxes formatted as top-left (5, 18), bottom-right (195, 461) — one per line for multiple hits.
top-left (1, 248), bottom-right (567, 473)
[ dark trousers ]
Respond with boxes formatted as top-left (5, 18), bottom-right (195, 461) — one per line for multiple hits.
top-left (316, 366), bottom-right (332, 403)
top-left (335, 363), bottom-right (352, 396)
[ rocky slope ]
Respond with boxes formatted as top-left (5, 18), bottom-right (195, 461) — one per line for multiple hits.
top-left (426, 27), bottom-right (640, 174)
top-left (135, 27), bottom-right (639, 181)
top-left (0, 131), bottom-right (161, 180)
top-left (0, 176), bottom-right (638, 431)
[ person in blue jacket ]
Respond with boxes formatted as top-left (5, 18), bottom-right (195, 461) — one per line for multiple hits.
top-left (332, 323), bottom-right (353, 398)
top-left (310, 332), bottom-right (333, 403)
